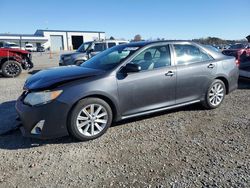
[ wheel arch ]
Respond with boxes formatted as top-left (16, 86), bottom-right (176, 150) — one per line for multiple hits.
top-left (215, 76), bottom-right (229, 94)
top-left (67, 94), bottom-right (119, 127)
top-left (0, 57), bottom-right (16, 68)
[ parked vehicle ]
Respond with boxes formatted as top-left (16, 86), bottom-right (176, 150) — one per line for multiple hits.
top-left (4, 42), bottom-right (21, 49)
top-left (0, 48), bottom-right (33, 77)
top-left (16, 41), bottom-right (238, 141)
top-left (24, 43), bottom-right (37, 52)
top-left (222, 43), bottom-right (248, 57)
top-left (59, 40), bottom-right (128, 66)
top-left (37, 46), bottom-right (45, 52)
top-left (237, 44), bottom-right (250, 78)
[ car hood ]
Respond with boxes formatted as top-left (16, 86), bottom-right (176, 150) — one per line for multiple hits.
top-left (0, 48), bottom-right (30, 54)
top-left (61, 51), bottom-right (84, 57)
top-left (24, 66), bottom-right (104, 90)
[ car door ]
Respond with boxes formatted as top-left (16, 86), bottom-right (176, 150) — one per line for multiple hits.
top-left (173, 43), bottom-right (217, 104)
top-left (90, 42), bottom-right (107, 57)
top-left (117, 44), bottom-right (176, 117)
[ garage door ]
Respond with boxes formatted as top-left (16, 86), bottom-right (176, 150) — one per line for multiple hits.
top-left (50, 35), bottom-right (64, 51)
top-left (72, 36), bottom-right (83, 50)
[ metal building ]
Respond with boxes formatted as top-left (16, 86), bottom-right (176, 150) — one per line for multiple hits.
top-left (0, 29), bottom-right (106, 51)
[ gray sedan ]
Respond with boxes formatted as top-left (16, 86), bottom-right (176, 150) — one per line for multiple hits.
top-left (16, 41), bottom-right (239, 141)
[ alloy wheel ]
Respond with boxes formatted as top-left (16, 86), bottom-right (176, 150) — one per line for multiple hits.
top-left (208, 82), bottom-right (225, 106)
top-left (76, 104), bottom-right (108, 137)
top-left (4, 63), bottom-right (21, 77)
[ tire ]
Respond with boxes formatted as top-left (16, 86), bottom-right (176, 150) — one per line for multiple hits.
top-left (75, 60), bottom-right (84, 66)
top-left (202, 79), bottom-right (226, 109)
top-left (68, 98), bottom-right (113, 141)
top-left (1, 60), bottom-right (22, 77)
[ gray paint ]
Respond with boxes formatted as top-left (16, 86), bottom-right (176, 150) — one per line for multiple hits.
top-left (17, 41), bottom-right (239, 139)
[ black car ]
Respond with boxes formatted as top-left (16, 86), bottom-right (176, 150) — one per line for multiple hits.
top-left (16, 41), bottom-right (239, 141)
top-left (37, 46), bottom-right (45, 52)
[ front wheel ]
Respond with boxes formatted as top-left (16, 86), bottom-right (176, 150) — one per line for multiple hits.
top-left (1, 60), bottom-right (22, 77)
top-left (68, 98), bottom-right (113, 141)
top-left (75, 60), bottom-right (84, 66)
top-left (202, 79), bottom-right (226, 109)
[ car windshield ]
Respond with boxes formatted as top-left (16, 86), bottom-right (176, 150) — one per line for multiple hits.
top-left (81, 45), bottom-right (140, 71)
top-left (9, 44), bottom-right (19, 47)
top-left (77, 42), bottom-right (92, 52)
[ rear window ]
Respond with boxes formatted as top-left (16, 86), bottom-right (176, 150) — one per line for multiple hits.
top-left (94, 43), bottom-right (106, 51)
top-left (174, 44), bottom-right (212, 65)
top-left (108, 43), bottom-right (116, 48)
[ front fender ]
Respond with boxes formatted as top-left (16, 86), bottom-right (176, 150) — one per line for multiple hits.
top-left (56, 75), bottom-right (121, 120)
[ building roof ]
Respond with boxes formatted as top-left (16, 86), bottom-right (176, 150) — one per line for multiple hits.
top-left (0, 29), bottom-right (105, 38)
top-left (0, 33), bottom-right (40, 37)
top-left (36, 29), bottom-right (105, 34)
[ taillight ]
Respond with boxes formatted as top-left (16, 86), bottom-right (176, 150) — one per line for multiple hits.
top-left (235, 59), bottom-right (240, 67)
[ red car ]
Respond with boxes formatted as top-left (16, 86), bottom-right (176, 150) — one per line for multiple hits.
top-left (0, 48), bottom-right (33, 77)
top-left (237, 46), bottom-right (250, 65)
top-left (222, 43), bottom-right (250, 66)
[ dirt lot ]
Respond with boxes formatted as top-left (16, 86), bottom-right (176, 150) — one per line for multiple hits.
top-left (0, 52), bottom-right (249, 187)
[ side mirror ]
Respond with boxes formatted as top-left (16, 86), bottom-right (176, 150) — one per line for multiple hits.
top-left (124, 63), bottom-right (141, 73)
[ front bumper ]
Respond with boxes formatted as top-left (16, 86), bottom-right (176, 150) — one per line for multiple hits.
top-left (15, 97), bottom-right (70, 139)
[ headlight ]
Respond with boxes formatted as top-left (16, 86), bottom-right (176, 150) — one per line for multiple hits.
top-left (24, 90), bottom-right (63, 106)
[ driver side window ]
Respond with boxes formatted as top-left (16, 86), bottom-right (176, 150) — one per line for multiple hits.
top-left (131, 45), bottom-right (171, 71)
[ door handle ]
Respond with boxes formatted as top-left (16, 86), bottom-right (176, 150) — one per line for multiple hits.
top-left (165, 71), bottom-right (175, 76)
top-left (207, 63), bottom-right (215, 69)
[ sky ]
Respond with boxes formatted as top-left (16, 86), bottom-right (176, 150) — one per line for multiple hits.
top-left (0, 0), bottom-right (249, 40)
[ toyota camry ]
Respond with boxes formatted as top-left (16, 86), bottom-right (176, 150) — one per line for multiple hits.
top-left (16, 41), bottom-right (239, 141)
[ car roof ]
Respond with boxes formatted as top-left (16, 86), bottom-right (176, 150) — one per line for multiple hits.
top-left (120, 40), bottom-right (226, 60)
top-left (119, 40), bottom-right (193, 47)
top-left (93, 40), bottom-right (129, 43)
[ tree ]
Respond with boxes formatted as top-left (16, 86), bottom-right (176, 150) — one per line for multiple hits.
top-left (109, 36), bottom-right (115, 40)
top-left (246, 35), bottom-right (250, 42)
top-left (134, 34), bottom-right (142, 41)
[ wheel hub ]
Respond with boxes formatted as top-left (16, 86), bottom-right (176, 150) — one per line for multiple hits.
top-left (209, 83), bottom-right (224, 106)
top-left (76, 104), bottom-right (108, 137)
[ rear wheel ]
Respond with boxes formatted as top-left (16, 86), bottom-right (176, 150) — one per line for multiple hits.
top-left (2, 60), bottom-right (22, 77)
top-left (202, 79), bottom-right (226, 109)
top-left (68, 98), bottom-right (113, 141)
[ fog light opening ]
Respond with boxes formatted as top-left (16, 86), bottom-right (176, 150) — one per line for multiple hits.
top-left (31, 120), bottom-right (45, 135)
top-left (35, 127), bottom-right (42, 134)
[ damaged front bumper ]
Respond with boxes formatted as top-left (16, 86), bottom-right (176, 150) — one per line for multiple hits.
top-left (15, 96), bottom-right (70, 139)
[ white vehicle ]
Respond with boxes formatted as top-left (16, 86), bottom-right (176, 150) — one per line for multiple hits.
top-left (24, 43), bottom-right (37, 52)
top-left (4, 42), bottom-right (21, 49)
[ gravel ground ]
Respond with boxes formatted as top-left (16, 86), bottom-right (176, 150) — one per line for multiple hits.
top-left (0, 52), bottom-right (249, 187)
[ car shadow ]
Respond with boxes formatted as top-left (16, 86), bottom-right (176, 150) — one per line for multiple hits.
top-left (0, 102), bottom-right (203, 150)
top-left (0, 100), bottom-right (73, 150)
top-left (238, 77), bottom-right (250, 89)
top-left (28, 69), bottom-right (41, 75)
top-left (0, 101), bottom-right (20, 135)
top-left (0, 130), bottom-right (73, 150)
top-left (113, 103), bottom-right (204, 127)
top-left (0, 79), bottom-right (248, 150)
